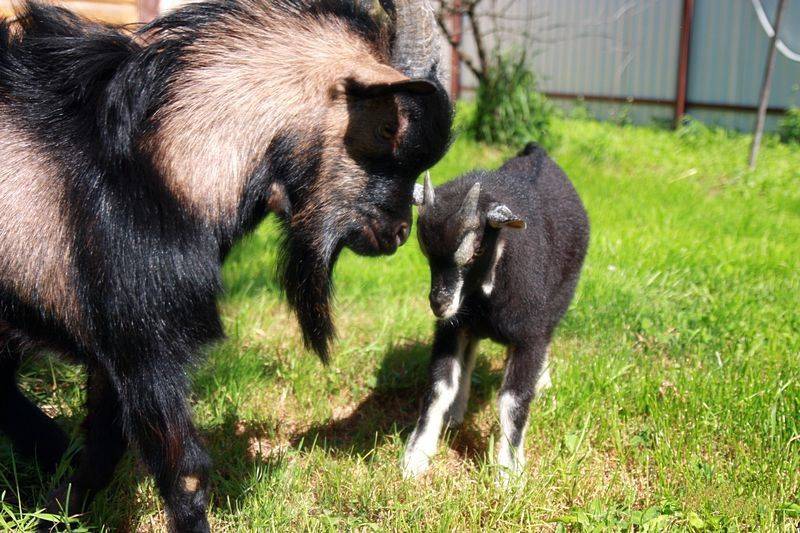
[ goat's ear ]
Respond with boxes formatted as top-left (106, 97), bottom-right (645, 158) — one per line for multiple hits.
top-left (342, 63), bottom-right (437, 98)
top-left (487, 203), bottom-right (526, 229)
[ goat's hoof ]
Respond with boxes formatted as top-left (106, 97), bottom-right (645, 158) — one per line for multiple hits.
top-left (494, 466), bottom-right (524, 489)
top-left (38, 482), bottom-right (87, 532)
top-left (401, 450), bottom-right (431, 479)
top-left (168, 513), bottom-right (211, 533)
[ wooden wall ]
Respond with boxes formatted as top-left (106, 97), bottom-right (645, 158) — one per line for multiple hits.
top-left (0, 0), bottom-right (142, 25)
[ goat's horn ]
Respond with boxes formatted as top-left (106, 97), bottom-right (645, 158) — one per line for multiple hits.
top-left (423, 171), bottom-right (435, 207)
top-left (459, 182), bottom-right (481, 228)
top-left (390, 0), bottom-right (442, 82)
top-left (363, 0), bottom-right (390, 26)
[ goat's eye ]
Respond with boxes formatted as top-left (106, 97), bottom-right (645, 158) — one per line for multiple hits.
top-left (377, 123), bottom-right (396, 140)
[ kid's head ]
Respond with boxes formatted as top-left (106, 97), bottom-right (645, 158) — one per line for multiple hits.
top-left (413, 174), bottom-right (525, 319)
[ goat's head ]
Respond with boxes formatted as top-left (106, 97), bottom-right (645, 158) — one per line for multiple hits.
top-left (414, 174), bottom-right (525, 320)
top-left (145, 0), bottom-right (452, 359)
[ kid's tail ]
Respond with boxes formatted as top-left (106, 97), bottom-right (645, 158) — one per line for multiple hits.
top-left (518, 142), bottom-right (545, 157)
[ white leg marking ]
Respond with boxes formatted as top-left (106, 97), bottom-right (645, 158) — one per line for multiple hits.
top-left (481, 240), bottom-right (505, 296)
top-left (497, 391), bottom-right (526, 477)
top-left (536, 348), bottom-right (552, 393)
top-left (445, 339), bottom-right (478, 428)
top-left (536, 366), bottom-right (552, 392)
top-left (403, 338), bottom-right (466, 478)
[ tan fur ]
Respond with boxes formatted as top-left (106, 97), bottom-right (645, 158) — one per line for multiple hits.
top-left (149, 7), bottom-right (402, 225)
top-left (181, 475), bottom-right (200, 492)
top-left (3, 16), bottom-right (22, 36)
top-left (0, 112), bottom-right (80, 328)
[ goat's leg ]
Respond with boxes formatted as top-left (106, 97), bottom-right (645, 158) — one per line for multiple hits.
top-left (402, 325), bottom-right (470, 478)
top-left (536, 346), bottom-right (552, 392)
top-left (444, 336), bottom-right (478, 428)
top-left (496, 340), bottom-right (548, 479)
top-left (120, 365), bottom-right (210, 533)
top-left (42, 366), bottom-right (127, 524)
top-left (0, 337), bottom-right (69, 473)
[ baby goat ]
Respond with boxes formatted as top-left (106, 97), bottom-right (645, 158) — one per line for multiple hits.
top-left (403, 144), bottom-right (589, 478)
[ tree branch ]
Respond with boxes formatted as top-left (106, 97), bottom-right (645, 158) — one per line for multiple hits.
top-left (436, 3), bottom-right (484, 82)
top-left (466, 0), bottom-right (489, 79)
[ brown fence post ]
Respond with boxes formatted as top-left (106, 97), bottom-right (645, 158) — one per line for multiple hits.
top-left (450, 0), bottom-right (462, 100)
top-left (674, 0), bottom-right (694, 127)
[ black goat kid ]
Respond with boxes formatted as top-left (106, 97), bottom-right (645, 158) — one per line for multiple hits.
top-left (0, 0), bottom-right (451, 530)
top-left (403, 144), bottom-right (589, 479)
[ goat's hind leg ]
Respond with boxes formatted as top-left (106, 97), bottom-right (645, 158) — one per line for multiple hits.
top-left (496, 340), bottom-right (549, 479)
top-left (0, 333), bottom-right (69, 474)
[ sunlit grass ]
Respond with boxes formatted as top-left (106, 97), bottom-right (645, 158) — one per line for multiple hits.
top-left (2, 116), bottom-right (799, 530)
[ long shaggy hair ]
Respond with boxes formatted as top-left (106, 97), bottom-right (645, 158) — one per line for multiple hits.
top-left (0, 0), bottom-right (451, 528)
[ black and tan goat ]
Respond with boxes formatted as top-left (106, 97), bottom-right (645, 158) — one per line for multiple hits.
top-left (403, 144), bottom-right (589, 479)
top-left (0, 0), bottom-right (451, 529)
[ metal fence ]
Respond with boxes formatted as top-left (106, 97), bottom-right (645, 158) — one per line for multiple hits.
top-left (451, 0), bottom-right (800, 131)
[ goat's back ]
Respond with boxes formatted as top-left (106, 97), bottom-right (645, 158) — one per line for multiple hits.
top-left (481, 144), bottom-right (589, 333)
top-left (496, 144), bottom-right (589, 277)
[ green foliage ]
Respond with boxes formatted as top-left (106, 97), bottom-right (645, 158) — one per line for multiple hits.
top-left (568, 97), bottom-right (594, 121)
top-left (778, 106), bottom-right (800, 144)
top-left (468, 53), bottom-right (557, 149)
top-left (674, 115), bottom-right (745, 152)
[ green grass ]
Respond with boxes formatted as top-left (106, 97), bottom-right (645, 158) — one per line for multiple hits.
top-left (2, 116), bottom-right (799, 531)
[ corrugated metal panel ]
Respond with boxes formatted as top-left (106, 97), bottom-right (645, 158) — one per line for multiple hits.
top-left (458, 0), bottom-right (682, 99)
top-left (454, 0), bottom-right (800, 131)
top-left (685, 0), bottom-right (800, 129)
top-left (552, 97), bottom-right (674, 126)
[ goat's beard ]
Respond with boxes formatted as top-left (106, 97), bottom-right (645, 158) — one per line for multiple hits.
top-left (278, 215), bottom-right (342, 363)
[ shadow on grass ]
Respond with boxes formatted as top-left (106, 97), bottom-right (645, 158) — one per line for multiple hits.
top-left (0, 405), bottom-right (285, 531)
top-left (93, 413), bottom-right (288, 530)
top-left (291, 341), bottom-right (503, 464)
top-left (3, 341), bottom-right (505, 529)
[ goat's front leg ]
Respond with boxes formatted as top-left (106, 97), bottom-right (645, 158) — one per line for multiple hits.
top-left (444, 336), bottom-right (478, 428)
top-left (42, 359), bottom-right (211, 532)
top-left (496, 340), bottom-right (549, 480)
top-left (402, 324), bottom-right (470, 478)
top-left (124, 366), bottom-right (211, 533)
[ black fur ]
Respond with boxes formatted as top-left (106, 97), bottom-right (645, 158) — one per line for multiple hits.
top-left (0, 1), bottom-right (451, 530)
top-left (406, 144), bottom-right (589, 474)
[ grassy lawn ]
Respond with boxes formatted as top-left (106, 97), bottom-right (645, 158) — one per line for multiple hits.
top-left (2, 116), bottom-right (799, 531)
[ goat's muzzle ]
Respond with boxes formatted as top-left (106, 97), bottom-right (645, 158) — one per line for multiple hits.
top-left (347, 212), bottom-right (411, 256)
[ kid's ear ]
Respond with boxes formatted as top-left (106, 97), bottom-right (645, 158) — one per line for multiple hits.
top-left (487, 203), bottom-right (526, 229)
